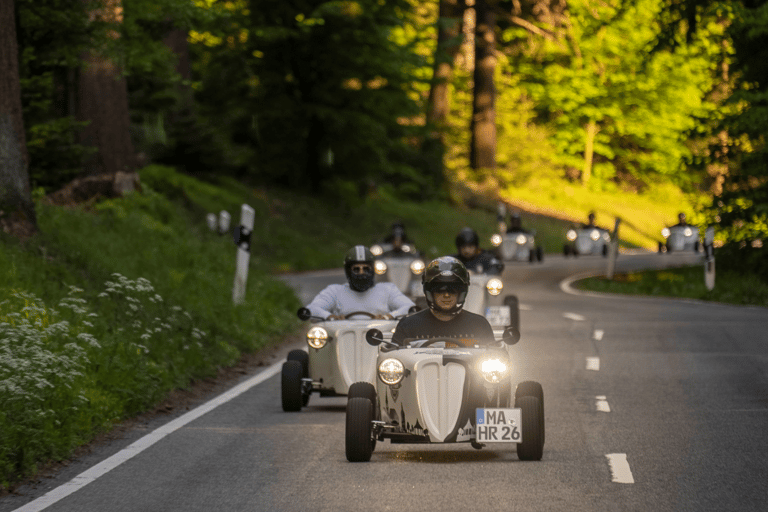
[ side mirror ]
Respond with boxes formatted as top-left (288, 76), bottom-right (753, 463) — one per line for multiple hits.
top-left (366, 328), bottom-right (384, 346)
top-left (297, 307), bottom-right (312, 321)
top-left (502, 326), bottom-right (521, 345)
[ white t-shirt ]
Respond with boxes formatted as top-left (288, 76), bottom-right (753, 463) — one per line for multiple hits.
top-left (307, 282), bottom-right (415, 320)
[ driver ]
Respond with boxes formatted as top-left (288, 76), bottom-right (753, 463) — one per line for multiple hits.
top-left (506, 212), bottom-right (530, 234)
top-left (673, 213), bottom-right (688, 227)
top-left (306, 245), bottom-right (415, 320)
top-left (391, 256), bottom-right (495, 347)
top-left (454, 227), bottom-right (503, 274)
top-left (582, 211), bottom-right (598, 229)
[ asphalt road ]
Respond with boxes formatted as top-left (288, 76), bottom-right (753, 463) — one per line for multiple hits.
top-left (3, 250), bottom-right (768, 512)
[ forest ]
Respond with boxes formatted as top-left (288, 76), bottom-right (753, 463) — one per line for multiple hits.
top-left (0, 0), bottom-right (766, 278)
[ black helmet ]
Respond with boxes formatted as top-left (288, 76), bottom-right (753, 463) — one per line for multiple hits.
top-left (455, 227), bottom-right (479, 249)
top-left (344, 245), bottom-right (375, 292)
top-left (422, 256), bottom-right (470, 316)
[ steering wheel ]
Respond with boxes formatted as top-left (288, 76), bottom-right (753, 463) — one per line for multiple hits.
top-left (343, 311), bottom-right (378, 319)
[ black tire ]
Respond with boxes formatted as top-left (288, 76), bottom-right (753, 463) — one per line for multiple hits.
top-left (287, 350), bottom-right (311, 406)
top-left (348, 382), bottom-right (378, 450)
top-left (281, 361), bottom-right (304, 412)
top-left (346, 397), bottom-right (374, 462)
top-left (536, 246), bottom-right (543, 262)
top-left (694, 241), bottom-right (700, 252)
top-left (503, 295), bottom-right (520, 332)
top-left (515, 380), bottom-right (544, 444)
top-left (515, 396), bottom-right (544, 461)
top-left (528, 250), bottom-right (535, 263)
top-left (602, 244), bottom-right (609, 257)
top-left (563, 245), bottom-right (570, 257)
top-left (658, 242), bottom-right (664, 253)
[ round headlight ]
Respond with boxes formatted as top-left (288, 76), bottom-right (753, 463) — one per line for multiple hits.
top-left (491, 234), bottom-right (502, 247)
top-left (370, 245), bottom-right (383, 256)
top-left (516, 234), bottom-right (527, 245)
top-left (479, 358), bottom-right (509, 384)
top-left (374, 260), bottom-right (387, 275)
top-left (307, 326), bottom-right (328, 349)
top-left (684, 227), bottom-right (693, 237)
top-left (486, 277), bottom-right (503, 296)
top-left (378, 358), bottom-right (404, 385)
top-left (567, 229), bottom-right (577, 241)
top-left (402, 245), bottom-right (413, 253)
top-left (590, 229), bottom-right (600, 241)
top-left (410, 259), bottom-right (425, 275)
top-left (603, 232), bottom-right (611, 241)
top-left (661, 227), bottom-right (670, 238)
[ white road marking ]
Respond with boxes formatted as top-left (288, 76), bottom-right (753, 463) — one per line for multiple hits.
top-left (593, 329), bottom-right (604, 341)
top-left (563, 312), bottom-right (586, 321)
top-left (519, 304), bottom-right (532, 311)
top-left (596, 396), bottom-right (611, 412)
top-left (586, 357), bottom-right (600, 371)
top-left (606, 453), bottom-right (635, 483)
top-left (11, 361), bottom-right (285, 512)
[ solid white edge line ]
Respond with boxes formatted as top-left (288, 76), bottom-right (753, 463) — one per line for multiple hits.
top-left (606, 453), bottom-right (635, 483)
top-left (12, 360), bottom-right (285, 512)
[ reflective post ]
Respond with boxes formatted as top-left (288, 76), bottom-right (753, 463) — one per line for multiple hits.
top-left (232, 204), bottom-right (255, 304)
top-left (704, 226), bottom-right (715, 291)
top-left (206, 213), bottom-right (217, 231)
top-left (606, 217), bottom-right (621, 279)
top-left (218, 210), bottom-right (231, 236)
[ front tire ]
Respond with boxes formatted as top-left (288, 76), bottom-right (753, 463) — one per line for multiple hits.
top-left (536, 246), bottom-right (543, 262)
top-left (516, 396), bottom-right (544, 461)
top-left (515, 381), bottom-right (544, 444)
top-left (281, 361), bottom-right (304, 412)
top-left (346, 397), bottom-right (374, 462)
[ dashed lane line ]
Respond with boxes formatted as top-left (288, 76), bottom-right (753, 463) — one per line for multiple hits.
top-left (586, 357), bottom-right (600, 371)
top-left (593, 329), bottom-right (604, 341)
top-left (595, 395), bottom-right (611, 412)
top-left (606, 453), bottom-right (635, 483)
top-left (563, 312), bottom-right (586, 321)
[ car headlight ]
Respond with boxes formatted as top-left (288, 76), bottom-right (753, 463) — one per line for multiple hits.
top-left (516, 234), bottom-right (527, 245)
top-left (661, 227), bottom-right (670, 238)
top-left (374, 260), bottom-right (387, 275)
top-left (491, 234), bottom-right (502, 247)
top-left (307, 326), bottom-right (328, 349)
top-left (402, 245), bottom-right (413, 253)
top-left (410, 259), bottom-right (425, 275)
top-left (684, 227), bottom-right (693, 237)
top-left (590, 229), bottom-right (600, 241)
top-left (378, 358), bottom-right (404, 385)
top-left (370, 245), bottom-right (383, 256)
top-left (567, 229), bottom-right (577, 241)
top-left (602, 232), bottom-right (611, 242)
top-left (486, 278), bottom-right (503, 296)
top-left (479, 357), bottom-right (509, 384)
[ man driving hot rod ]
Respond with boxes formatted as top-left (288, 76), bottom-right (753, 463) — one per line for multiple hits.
top-left (391, 256), bottom-right (495, 347)
top-left (306, 245), bottom-right (415, 320)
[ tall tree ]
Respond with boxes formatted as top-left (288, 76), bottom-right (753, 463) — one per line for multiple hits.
top-left (470, 0), bottom-right (497, 170)
top-left (77, 0), bottom-right (137, 181)
top-left (0, 0), bottom-right (36, 237)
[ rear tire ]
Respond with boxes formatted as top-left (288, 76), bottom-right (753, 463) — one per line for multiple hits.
top-left (515, 396), bottom-right (544, 461)
top-left (503, 295), bottom-right (520, 332)
top-left (281, 361), bottom-right (303, 412)
top-left (346, 397), bottom-right (374, 462)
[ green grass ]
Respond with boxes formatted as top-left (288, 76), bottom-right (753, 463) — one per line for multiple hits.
top-left (575, 265), bottom-right (768, 307)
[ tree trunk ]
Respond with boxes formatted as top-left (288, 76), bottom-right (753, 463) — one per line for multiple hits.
top-left (582, 119), bottom-right (598, 185)
top-left (77, 0), bottom-right (137, 182)
top-left (470, 0), bottom-right (497, 170)
top-left (0, 0), bottom-right (36, 237)
top-left (427, 0), bottom-right (465, 128)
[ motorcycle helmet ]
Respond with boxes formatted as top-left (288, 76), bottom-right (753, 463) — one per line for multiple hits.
top-left (422, 256), bottom-right (470, 316)
top-left (344, 245), bottom-right (375, 292)
top-left (455, 227), bottom-right (480, 250)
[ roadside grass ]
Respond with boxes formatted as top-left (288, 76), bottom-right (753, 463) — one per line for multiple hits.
top-left (575, 265), bottom-right (768, 307)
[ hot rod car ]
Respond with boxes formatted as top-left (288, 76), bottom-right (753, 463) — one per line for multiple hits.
top-left (344, 328), bottom-right (544, 462)
top-left (563, 227), bottom-right (611, 257)
top-left (490, 231), bottom-right (543, 263)
top-left (659, 225), bottom-right (700, 253)
top-left (370, 243), bottom-right (425, 299)
top-left (281, 308), bottom-right (398, 412)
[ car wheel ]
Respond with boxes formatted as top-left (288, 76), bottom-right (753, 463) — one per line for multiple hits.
top-left (694, 241), bottom-right (700, 252)
top-left (515, 396), bottom-right (544, 461)
top-left (346, 397), bottom-right (374, 462)
top-left (515, 381), bottom-right (544, 444)
top-left (528, 250), bottom-right (535, 263)
top-left (503, 295), bottom-right (520, 332)
top-left (602, 245), bottom-right (609, 257)
top-left (563, 245), bottom-right (570, 257)
top-left (536, 246), bottom-right (543, 262)
top-left (287, 350), bottom-right (310, 406)
top-left (658, 242), bottom-right (664, 253)
top-left (348, 382), bottom-right (378, 450)
top-left (281, 361), bottom-right (304, 412)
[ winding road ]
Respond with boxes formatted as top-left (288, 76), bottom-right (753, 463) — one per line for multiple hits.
top-left (3, 250), bottom-right (768, 512)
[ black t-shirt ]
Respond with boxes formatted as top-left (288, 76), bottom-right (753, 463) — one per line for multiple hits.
top-left (392, 309), bottom-right (496, 347)
top-left (454, 250), bottom-right (502, 275)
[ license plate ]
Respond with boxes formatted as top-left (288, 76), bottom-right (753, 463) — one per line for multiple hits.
top-left (476, 408), bottom-right (522, 443)
top-left (485, 306), bottom-right (510, 326)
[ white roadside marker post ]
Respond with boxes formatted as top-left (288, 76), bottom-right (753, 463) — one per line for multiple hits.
top-left (606, 217), bottom-right (621, 279)
top-left (218, 210), bottom-right (231, 236)
top-left (206, 213), bottom-right (217, 231)
top-left (232, 204), bottom-right (255, 304)
top-left (704, 226), bottom-right (715, 291)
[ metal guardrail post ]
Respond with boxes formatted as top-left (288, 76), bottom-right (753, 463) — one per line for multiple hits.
top-left (704, 226), bottom-right (715, 291)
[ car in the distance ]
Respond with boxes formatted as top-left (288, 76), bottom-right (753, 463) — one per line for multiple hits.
top-left (563, 226), bottom-right (611, 257)
top-left (659, 225), bottom-right (700, 253)
top-left (370, 243), bottom-right (425, 299)
top-left (491, 231), bottom-right (543, 263)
